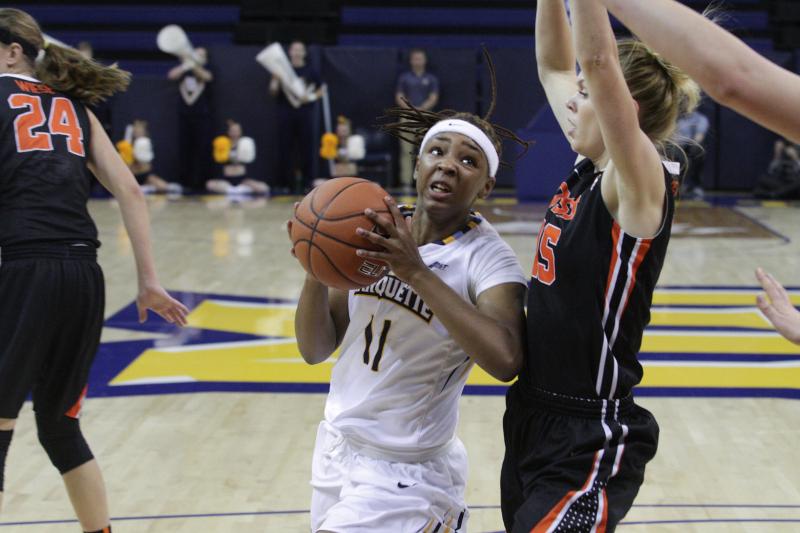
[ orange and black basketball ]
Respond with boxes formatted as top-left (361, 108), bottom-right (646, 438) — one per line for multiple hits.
top-left (290, 177), bottom-right (392, 290)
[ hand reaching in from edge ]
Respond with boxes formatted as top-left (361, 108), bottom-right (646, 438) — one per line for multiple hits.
top-left (756, 267), bottom-right (800, 345)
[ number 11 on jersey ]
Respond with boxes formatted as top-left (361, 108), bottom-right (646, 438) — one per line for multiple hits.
top-left (363, 316), bottom-right (392, 372)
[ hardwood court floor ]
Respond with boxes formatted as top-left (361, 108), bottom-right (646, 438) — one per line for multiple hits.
top-left (1, 194), bottom-right (799, 532)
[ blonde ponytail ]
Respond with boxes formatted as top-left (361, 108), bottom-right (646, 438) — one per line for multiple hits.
top-left (1, 8), bottom-right (130, 106)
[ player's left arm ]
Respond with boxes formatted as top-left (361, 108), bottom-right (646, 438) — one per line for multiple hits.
top-left (409, 276), bottom-right (526, 382)
top-left (87, 110), bottom-right (189, 326)
top-left (572, 0), bottom-right (665, 238)
top-left (359, 197), bottom-right (526, 382)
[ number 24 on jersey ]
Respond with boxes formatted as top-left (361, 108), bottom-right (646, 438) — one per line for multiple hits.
top-left (8, 94), bottom-right (85, 156)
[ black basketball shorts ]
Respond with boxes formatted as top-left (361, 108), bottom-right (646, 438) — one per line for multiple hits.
top-left (0, 244), bottom-right (105, 419)
top-left (501, 383), bottom-right (659, 533)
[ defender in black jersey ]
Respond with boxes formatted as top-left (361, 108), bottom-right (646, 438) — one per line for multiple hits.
top-left (0, 9), bottom-right (188, 533)
top-left (500, 2), bottom-right (701, 532)
top-left (593, 0), bottom-right (800, 345)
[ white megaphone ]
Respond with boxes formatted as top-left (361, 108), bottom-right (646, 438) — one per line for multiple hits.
top-left (256, 43), bottom-right (318, 109)
top-left (157, 25), bottom-right (204, 65)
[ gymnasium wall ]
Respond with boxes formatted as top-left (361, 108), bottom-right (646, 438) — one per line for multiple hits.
top-left (109, 44), bottom-right (788, 197)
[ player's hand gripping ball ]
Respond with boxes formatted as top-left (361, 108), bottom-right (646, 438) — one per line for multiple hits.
top-left (290, 177), bottom-right (393, 290)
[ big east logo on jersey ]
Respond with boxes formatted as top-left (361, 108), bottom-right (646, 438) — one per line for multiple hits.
top-left (548, 182), bottom-right (581, 220)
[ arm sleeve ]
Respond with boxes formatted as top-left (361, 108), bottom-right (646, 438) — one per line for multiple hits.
top-left (468, 234), bottom-right (527, 300)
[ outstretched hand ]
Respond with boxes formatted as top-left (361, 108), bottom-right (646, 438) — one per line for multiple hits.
top-left (136, 284), bottom-right (190, 326)
top-left (756, 267), bottom-right (800, 345)
top-left (356, 196), bottom-right (426, 284)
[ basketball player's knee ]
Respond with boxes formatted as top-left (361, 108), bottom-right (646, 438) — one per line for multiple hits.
top-left (35, 413), bottom-right (94, 474)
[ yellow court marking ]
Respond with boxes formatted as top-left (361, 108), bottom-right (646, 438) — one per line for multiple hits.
top-left (111, 343), bottom-right (800, 391)
top-left (652, 290), bottom-right (800, 307)
top-left (111, 338), bottom-right (498, 386)
top-left (649, 308), bottom-right (773, 329)
top-left (469, 361), bottom-right (800, 389)
top-left (111, 340), bottom-right (334, 385)
top-left (641, 362), bottom-right (800, 389)
top-left (641, 331), bottom-right (800, 355)
top-left (187, 300), bottom-right (296, 337)
top-left (110, 290), bottom-right (800, 391)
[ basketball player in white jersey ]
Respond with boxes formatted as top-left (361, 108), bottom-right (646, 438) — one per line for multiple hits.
top-left (290, 112), bottom-right (528, 532)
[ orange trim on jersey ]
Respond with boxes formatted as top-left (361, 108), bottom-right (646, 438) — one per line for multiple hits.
top-left (596, 488), bottom-right (609, 533)
top-left (65, 385), bottom-right (88, 419)
top-left (604, 223), bottom-right (622, 301)
top-left (530, 450), bottom-right (601, 532)
top-left (620, 238), bottom-right (652, 317)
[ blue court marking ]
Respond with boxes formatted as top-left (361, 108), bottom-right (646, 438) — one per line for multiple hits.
top-left (463, 386), bottom-right (800, 400)
top-left (731, 206), bottom-right (792, 243)
top-left (87, 288), bottom-right (800, 401)
top-left (0, 509), bottom-right (308, 527)
top-left (646, 325), bottom-right (790, 332)
top-left (4, 504), bottom-right (800, 528)
top-left (620, 519), bottom-right (800, 526)
top-left (639, 353), bottom-right (800, 363)
top-left (656, 284), bottom-right (800, 291)
top-left (633, 387), bottom-right (800, 400)
top-left (104, 291), bottom-right (296, 334)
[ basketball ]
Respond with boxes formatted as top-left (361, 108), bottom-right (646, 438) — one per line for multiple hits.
top-left (290, 177), bottom-right (393, 290)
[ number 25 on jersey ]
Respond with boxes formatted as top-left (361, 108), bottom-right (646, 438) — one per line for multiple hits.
top-left (532, 223), bottom-right (561, 286)
top-left (8, 94), bottom-right (85, 156)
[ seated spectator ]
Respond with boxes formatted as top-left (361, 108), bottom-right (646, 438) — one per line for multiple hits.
top-left (332, 116), bottom-right (365, 177)
top-left (116, 120), bottom-right (182, 194)
top-left (208, 120), bottom-right (269, 195)
top-left (754, 137), bottom-right (800, 199)
top-left (675, 109), bottom-right (709, 199)
top-left (768, 137), bottom-right (800, 175)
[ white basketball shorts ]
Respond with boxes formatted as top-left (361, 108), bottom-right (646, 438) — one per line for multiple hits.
top-left (310, 421), bottom-right (469, 532)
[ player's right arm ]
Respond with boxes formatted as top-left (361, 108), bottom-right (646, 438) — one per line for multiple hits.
top-left (536, 0), bottom-right (579, 140)
top-left (294, 276), bottom-right (350, 364)
top-left (600, 0), bottom-right (800, 143)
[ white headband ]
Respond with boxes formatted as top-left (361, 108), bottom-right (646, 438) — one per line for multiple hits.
top-left (419, 119), bottom-right (499, 177)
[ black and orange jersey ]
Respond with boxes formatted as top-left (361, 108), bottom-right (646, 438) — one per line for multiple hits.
top-left (521, 158), bottom-right (677, 400)
top-left (0, 73), bottom-right (98, 247)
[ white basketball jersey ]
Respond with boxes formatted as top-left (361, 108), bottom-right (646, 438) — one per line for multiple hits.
top-left (324, 213), bottom-right (526, 460)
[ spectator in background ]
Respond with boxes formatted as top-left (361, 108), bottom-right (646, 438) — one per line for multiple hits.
top-left (208, 120), bottom-right (269, 195)
top-left (75, 40), bottom-right (113, 140)
top-left (76, 40), bottom-right (92, 59)
top-left (269, 40), bottom-right (324, 194)
top-left (676, 109), bottom-right (709, 199)
top-left (168, 47), bottom-right (213, 192)
top-left (332, 115), bottom-right (365, 177)
top-left (768, 137), bottom-right (800, 175)
top-left (116, 119), bottom-right (182, 194)
top-left (395, 48), bottom-right (439, 188)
